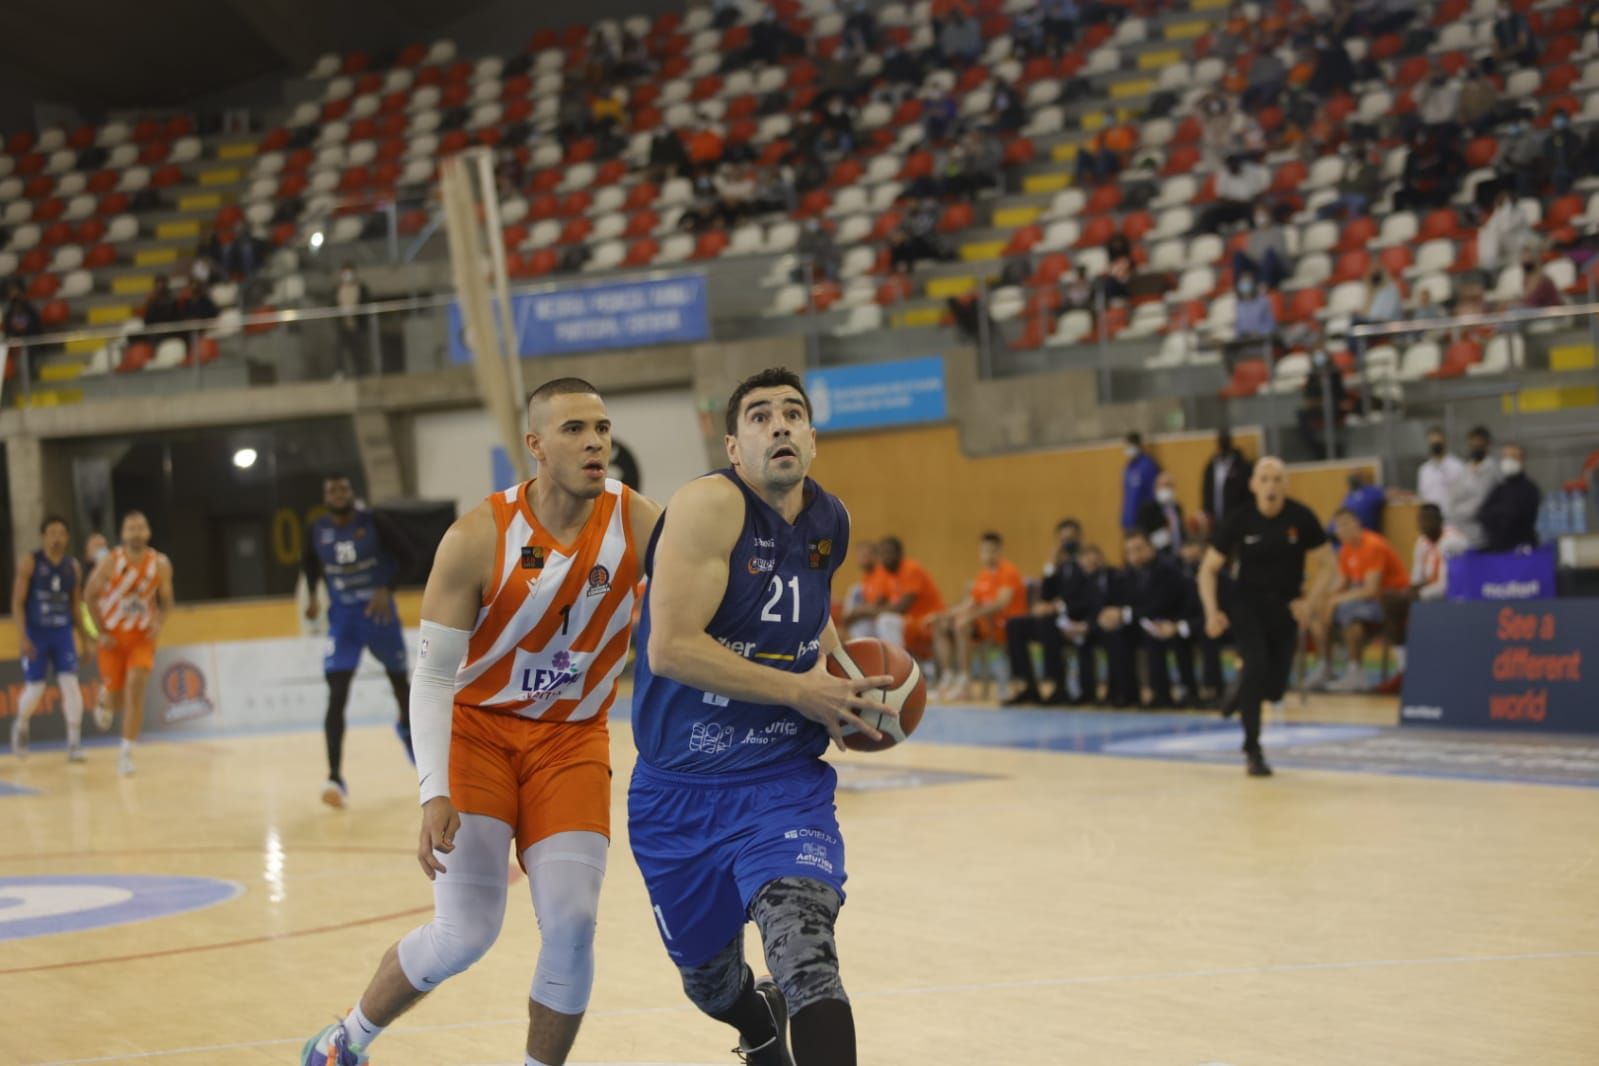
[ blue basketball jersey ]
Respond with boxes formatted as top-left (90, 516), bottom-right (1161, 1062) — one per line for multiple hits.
top-left (631, 469), bottom-right (850, 776)
top-left (309, 510), bottom-right (395, 608)
top-left (26, 550), bottom-right (75, 631)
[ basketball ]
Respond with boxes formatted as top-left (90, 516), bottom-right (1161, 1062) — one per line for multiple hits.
top-left (826, 638), bottom-right (926, 752)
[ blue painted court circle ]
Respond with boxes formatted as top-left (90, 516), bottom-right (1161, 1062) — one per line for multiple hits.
top-left (0, 874), bottom-right (243, 941)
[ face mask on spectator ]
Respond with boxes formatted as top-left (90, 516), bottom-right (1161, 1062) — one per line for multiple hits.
top-left (1429, 441), bottom-right (1445, 457)
top-left (1500, 457), bottom-right (1523, 477)
top-left (1238, 277), bottom-right (1255, 296)
top-left (1469, 446), bottom-right (1488, 462)
top-left (1124, 444), bottom-right (1139, 459)
top-left (1156, 487), bottom-right (1176, 505)
top-left (1313, 352), bottom-right (1328, 368)
top-left (1554, 115), bottom-right (1569, 130)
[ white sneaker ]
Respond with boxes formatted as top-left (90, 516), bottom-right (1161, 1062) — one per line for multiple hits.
top-left (117, 749), bottom-right (135, 776)
top-left (93, 701), bottom-right (114, 732)
top-left (1327, 667), bottom-right (1368, 692)
top-left (321, 779), bottom-right (348, 809)
top-left (67, 742), bottom-right (85, 763)
top-left (9, 714), bottom-right (27, 758)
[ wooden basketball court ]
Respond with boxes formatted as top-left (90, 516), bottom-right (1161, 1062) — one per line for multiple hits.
top-left (3, 695), bottom-right (1596, 1066)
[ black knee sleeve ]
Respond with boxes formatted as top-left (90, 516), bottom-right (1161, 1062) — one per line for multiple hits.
top-left (324, 670), bottom-right (354, 780)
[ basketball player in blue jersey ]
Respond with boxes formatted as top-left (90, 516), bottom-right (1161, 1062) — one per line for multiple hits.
top-left (9, 516), bottom-right (88, 761)
top-left (630, 367), bottom-right (895, 1066)
top-left (303, 474), bottom-right (416, 807)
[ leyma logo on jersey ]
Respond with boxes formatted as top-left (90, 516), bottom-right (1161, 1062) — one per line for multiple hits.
top-left (519, 650), bottom-right (582, 701)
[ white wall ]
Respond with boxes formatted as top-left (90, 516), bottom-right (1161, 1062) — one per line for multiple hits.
top-left (412, 388), bottom-right (707, 516)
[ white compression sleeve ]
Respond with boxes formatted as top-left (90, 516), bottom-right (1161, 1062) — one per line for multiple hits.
top-left (412, 620), bottom-right (469, 805)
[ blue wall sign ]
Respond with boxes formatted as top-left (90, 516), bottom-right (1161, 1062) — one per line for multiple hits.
top-left (805, 356), bottom-right (948, 433)
top-left (448, 274), bottom-right (709, 363)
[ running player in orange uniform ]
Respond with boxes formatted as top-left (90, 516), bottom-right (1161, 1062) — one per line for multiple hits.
top-left (300, 378), bottom-right (662, 1066)
top-left (84, 510), bottom-right (173, 777)
top-left (929, 531), bottom-right (1028, 701)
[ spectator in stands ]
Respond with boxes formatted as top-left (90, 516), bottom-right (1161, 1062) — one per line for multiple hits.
top-left (938, 7), bottom-right (984, 67)
top-left (1040, 0), bottom-right (1080, 54)
top-left (1408, 287), bottom-right (1446, 328)
top-left (1494, 119), bottom-right (1545, 199)
top-left (1309, 508), bottom-right (1411, 691)
top-left (843, 0), bottom-right (877, 51)
top-left (990, 80), bottom-right (1026, 133)
top-left (1456, 59), bottom-right (1500, 135)
top-left (1447, 425), bottom-right (1501, 546)
top-left (647, 127), bottom-right (690, 182)
top-left (1199, 92), bottom-right (1237, 169)
top-left (589, 87), bottom-right (625, 135)
top-left (1233, 202), bottom-right (1291, 290)
top-left (1476, 190), bottom-right (1536, 276)
top-left (922, 88), bottom-right (961, 144)
top-left (1339, 469), bottom-right (1386, 533)
top-left (1544, 111), bottom-right (1583, 196)
top-left (1359, 266), bottom-right (1403, 325)
top-left (1477, 442), bottom-right (1541, 552)
top-left (858, 535), bottom-right (946, 665)
top-left (1318, 140), bottom-right (1382, 220)
top-left (1060, 266), bottom-right (1093, 312)
top-left (1090, 233), bottom-right (1134, 305)
top-left (1201, 429), bottom-right (1251, 529)
top-left (1297, 350), bottom-right (1347, 459)
top-left (1491, 0), bottom-right (1537, 68)
top-left (1415, 66), bottom-right (1459, 139)
top-left (713, 162), bottom-right (757, 224)
top-left (1121, 432), bottom-right (1160, 533)
top-left (1137, 471), bottom-right (1187, 555)
top-left (1241, 37), bottom-right (1288, 112)
top-left (1396, 128), bottom-right (1464, 210)
top-left (1012, 6), bottom-right (1046, 57)
top-left (1307, 32), bottom-right (1356, 97)
top-left (711, 0), bottom-right (740, 29)
top-left (749, 6), bottom-right (804, 64)
top-left (1520, 251), bottom-right (1565, 309)
top-left (1410, 503), bottom-right (1465, 602)
top-left (1100, 530), bottom-right (1191, 709)
top-left (3, 278), bottom-right (43, 384)
top-left (686, 123), bottom-right (725, 170)
top-left (176, 278), bottom-right (217, 324)
top-left (930, 531), bottom-right (1027, 701)
top-left (1073, 130), bottom-right (1122, 186)
top-left (1196, 154), bottom-right (1268, 234)
top-left (1417, 425), bottom-right (1465, 509)
top-left (889, 199), bottom-right (949, 272)
top-left (333, 262), bottom-right (372, 379)
top-left (142, 276), bottom-right (180, 329)
top-left (1233, 270), bottom-right (1276, 344)
top-left (794, 218), bottom-right (840, 282)
top-left (882, 43), bottom-right (926, 88)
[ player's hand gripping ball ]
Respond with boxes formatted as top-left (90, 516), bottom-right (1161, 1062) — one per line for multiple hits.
top-left (826, 638), bottom-right (926, 752)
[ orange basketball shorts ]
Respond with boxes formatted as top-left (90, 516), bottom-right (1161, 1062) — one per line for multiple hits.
top-left (98, 632), bottom-right (156, 694)
top-left (903, 616), bottom-right (936, 660)
top-left (448, 703), bottom-right (612, 855)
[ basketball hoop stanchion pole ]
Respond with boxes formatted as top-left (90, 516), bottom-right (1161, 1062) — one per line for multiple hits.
top-left (439, 153), bottom-right (529, 483)
top-left (471, 148), bottom-right (530, 422)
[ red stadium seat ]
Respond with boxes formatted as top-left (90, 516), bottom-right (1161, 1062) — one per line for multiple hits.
top-left (438, 130), bottom-right (471, 154)
top-left (1004, 224), bottom-right (1043, 256)
top-left (25, 175), bottom-right (54, 200)
top-left (1546, 195), bottom-right (1583, 232)
top-left (19, 248), bottom-right (48, 275)
top-left (97, 192), bottom-right (129, 217)
top-left (1271, 160), bottom-right (1307, 194)
top-left (876, 276), bottom-right (914, 305)
top-left (1121, 211), bottom-right (1154, 242)
top-left (277, 173), bottom-right (308, 199)
top-left (27, 274), bottom-right (60, 300)
top-left (1287, 288), bottom-right (1325, 323)
top-left (40, 299), bottom-right (70, 329)
top-left (1219, 359), bottom-right (1268, 398)
top-left (828, 159), bottom-right (864, 188)
top-left (937, 202), bottom-right (975, 233)
top-left (323, 98), bottom-right (352, 122)
top-left (338, 166), bottom-right (371, 192)
top-left (1338, 216), bottom-right (1377, 252)
top-left (1334, 250), bottom-right (1371, 283)
top-left (1419, 208), bottom-right (1461, 241)
top-left (133, 119), bottom-right (162, 144)
top-left (1464, 136), bottom-right (1497, 168)
top-left (1028, 252), bottom-right (1070, 287)
top-left (693, 231), bottom-right (729, 260)
top-left (1003, 138), bottom-right (1036, 167)
top-left (35, 199), bottom-right (65, 223)
top-left (893, 98), bottom-right (924, 126)
top-left (1077, 216), bottom-right (1115, 248)
top-left (559, 190), bottom-right (592, 216)
top-left (15, 151), bottom-right (44, 176)
top-left (119, 342), bottom-right (155, 373)
top-left (1086, 185), bottom-right (1121, 214)
top-left (623, 238), bottom-right (658, 267)
top-left (69, 126), bottom-right (96, 151)
top-left (870, 211), bottom-right (903, 240)
top-left (6, 130), bottom-right (35, 154)
top-left (1544, 64), bottom-right (1579, 96)
top-left (558, 217), bottom-right (592, 245)
top-left (165, 115), bottom-right (194, 138)
top-left (77, 219), bottom-right (107, 244)
top-left (414, 66), bottom-right (444, 87)
top-left (899, 150), bottom-right (934, 181)
top-left (530, 169), bottom-right (562, 193)
top-left (1379, 245), bottom-right (1413, 276)
top-left (798, 189), bottom-right (831, 217)
top-left (501, 224), bottom-right (528, 249)
top-left (185, 336), bottom-right (221, 366)
top-left (811, 280), bottom-right (841, 311)
top-left (624, 211), bottom-right (658, 238)
top-left (356, 72), bottom-right (383, 95)
top-left (397, 209), bottom-right (428, 236)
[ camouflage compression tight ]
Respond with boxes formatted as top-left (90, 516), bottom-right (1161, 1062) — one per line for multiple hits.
top-left (678, 876), bottom-right (848, 1016)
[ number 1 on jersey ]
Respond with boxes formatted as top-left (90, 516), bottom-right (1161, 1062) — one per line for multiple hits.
top-left (760, 575), bottom-right (799, 623)
top-left (559, 603), bottom-right (571, 635)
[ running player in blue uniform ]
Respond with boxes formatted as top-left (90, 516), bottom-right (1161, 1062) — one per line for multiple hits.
top-left (630, 368), bottom-right (894, 1066)
top-left (10, 515), bottom-right (88, 761)
top-left (303, 474), bottom-right (415, 808)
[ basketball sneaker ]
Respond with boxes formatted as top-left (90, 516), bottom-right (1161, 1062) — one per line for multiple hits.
top-left (67, 742), bottom-right (85, 763)
top-left (321, 779), bottom-right (348, 809)
top-left (117, 749), bottom-right (135, 776)
top-left (300, 1021), bottom-right (370, 1066)
top-left (1246, 750), bottom-right (1273, 777)
top-left (10, 712), bottom-right (28, 758)
top-left (733, 976), bottom-right (795, 1066)
top-left (93, 697), bottom-right (114, 732)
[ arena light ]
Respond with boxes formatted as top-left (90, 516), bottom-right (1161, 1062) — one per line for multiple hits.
top-left (232, 447), bottom-right (258, 470)
top-left (309, 230), bottom-right (325, 250)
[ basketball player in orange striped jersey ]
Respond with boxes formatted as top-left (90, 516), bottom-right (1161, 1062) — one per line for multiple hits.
top-left (83, 511), bottom-right (173, 777)
top-left (301, 378), bottom-right (662, 1066)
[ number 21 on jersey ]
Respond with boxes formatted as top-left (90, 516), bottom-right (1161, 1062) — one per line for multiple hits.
top-left (760, 575), bottom-right (799, 623)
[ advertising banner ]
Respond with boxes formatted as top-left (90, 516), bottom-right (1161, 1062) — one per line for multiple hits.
top-left (448, 274), bottom-right (708, 363)
top-left (804, 356), bottom-right (948, 434)
top-left (1400, 599), bottom-right (1598, 733)
top-left (1447, 544), bottom-right (1559, 601)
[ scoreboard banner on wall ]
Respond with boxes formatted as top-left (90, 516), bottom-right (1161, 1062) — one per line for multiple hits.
top-left (1400, 599), bottom-right (1597, 734)
top-left (448, 273), bottom-right (709, 363)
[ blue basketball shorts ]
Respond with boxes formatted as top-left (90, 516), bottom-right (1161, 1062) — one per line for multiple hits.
top-left (628, 754), bottom-right (847, 968)
top-left (324, 602), bottom-right (408, 675)
top-left (22, 626), bottom-right (78, 682)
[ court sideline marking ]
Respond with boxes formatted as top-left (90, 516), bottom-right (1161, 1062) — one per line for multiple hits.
top-left (24, 948), bottom-right (1599, 1065)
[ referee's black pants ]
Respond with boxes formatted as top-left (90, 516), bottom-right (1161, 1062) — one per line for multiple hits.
top-left (1231, 599), bottom-right (1298, 754)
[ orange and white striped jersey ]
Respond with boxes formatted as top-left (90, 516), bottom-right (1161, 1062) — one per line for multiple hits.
top-left (455, 477), bottom-right (640, 723)
top-left (97, 547), bottom-right (163, 639)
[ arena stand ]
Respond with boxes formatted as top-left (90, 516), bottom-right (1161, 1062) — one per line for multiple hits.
top-left (0, 0), bottom-right (1596, 430)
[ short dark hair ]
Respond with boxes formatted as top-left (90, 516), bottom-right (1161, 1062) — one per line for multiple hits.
top-left (1467, 425), bottom-right (1491, 442)
top-left (40, 514), bottom-right (68, 534)
top-left (1124, 529), bottom-right (1150, 544)
top-left (879, 535), bottom-right (903, 554)
top-left (528, 377), bottom-right (600, 409)
top-left (1426, 424), bottom-right (1445, 437)
top-left (1056, 517), bottom-right (1081, 534)
top-left (1332, 507), bottom-right (1359, 522)
top-left (725, 367), bottom-right (812, 435)
top-left (1125, 431), bottom-right (1143, 447)
top-left (1419, 503), bottom-right (1442, 520)
top-left (121, 510), bottom-right (147, 524)
top-left (980, 531), bottom-right (1002, 545)
top-left (323, 472), bottom-right (352, 485)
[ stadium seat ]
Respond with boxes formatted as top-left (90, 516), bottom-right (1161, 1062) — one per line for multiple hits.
top-left (1469, 333), bottom-right (1524, 375)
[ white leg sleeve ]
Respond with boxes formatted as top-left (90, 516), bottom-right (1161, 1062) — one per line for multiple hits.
top-left (397, 813), bottom-right (513, 992)
top-left (875, 612), bottom-right (906, 648)
top-left (524, 830), bottom-right (608, 1015)
top-left (58, 675), bottom-right (84, 742)
top-left (17, 682), bottom-right (45, 722)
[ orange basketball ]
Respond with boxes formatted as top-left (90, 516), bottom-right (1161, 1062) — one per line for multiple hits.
top-left (826, 638), bottom-right (926, 752)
